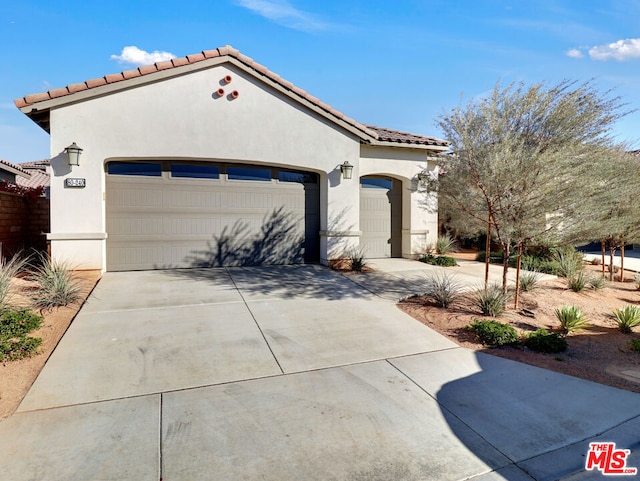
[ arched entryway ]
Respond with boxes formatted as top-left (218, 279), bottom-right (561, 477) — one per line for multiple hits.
top-left (359, 176), bottom-right (402, 258)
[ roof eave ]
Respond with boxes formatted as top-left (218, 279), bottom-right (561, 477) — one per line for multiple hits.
top-left (365, 139), bottom-right (450, 152)
top-left (17, 55), bottom-right (378, 142)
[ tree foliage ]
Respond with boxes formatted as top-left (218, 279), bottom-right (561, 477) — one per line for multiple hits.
top-left (425, 79), bottom-right (631, 291)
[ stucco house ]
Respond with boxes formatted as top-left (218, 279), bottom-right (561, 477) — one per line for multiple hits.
top-left (15, 45), bottom-right (448, 272)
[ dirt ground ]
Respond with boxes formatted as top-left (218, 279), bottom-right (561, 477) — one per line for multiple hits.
top-left (0, 271), bottom-right (101, 420)
top-left (399, 253), bottom-right (640, 394)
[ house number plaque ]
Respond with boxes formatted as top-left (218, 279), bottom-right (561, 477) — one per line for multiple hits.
top-left (65, 178), bottom-right (86, 188)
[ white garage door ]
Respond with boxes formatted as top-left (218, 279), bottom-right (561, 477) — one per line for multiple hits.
top-left (106, 161), bottom-right (320, 271)
top-left (359, 176), bottom-right (402, 258)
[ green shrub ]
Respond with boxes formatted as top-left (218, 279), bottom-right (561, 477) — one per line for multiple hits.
top-left (419, 254), bottom-right (458, 267)
top-left (567, 271), bottom-right (588, 292)
top-left (468, 319), bottom-right (519, 347)
top-left (0, 253), bottom-right (28, 308)
top-left (435, 235), bottom-right (458, 255)
top-left (555, 305), bottom-right (589, 333)
top-left (0, 336), bottom-right (42, 361)
top-left (0, 307), bottom-right (43, 362)
top-left (424, 271), bottom-right (461, 308)
top-left (521, 255), bottom-right (562, 275)
top-left (29, 256), bottom-right (82, 310)
top-left (629, 339), bottom-right (640, 353)
top-left (611, 306), bottom-right (640, 334)
top-left (519, 271), bottom-right (540, 292)
top-left (523, 329), bottom-right (567, 353)
top-left (475, 251), bottom-right (517, 268)
top-left (475, 284), bottom-right (509, 317)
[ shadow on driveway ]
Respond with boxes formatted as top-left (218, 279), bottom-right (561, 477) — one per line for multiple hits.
top-left (393, 349), bottom-right (640, 480)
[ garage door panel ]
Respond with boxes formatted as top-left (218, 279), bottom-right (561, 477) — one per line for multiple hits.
top-left (106, 165), bottom-right (319, 271)
top-left (360, 177), bottom-right (401, 259)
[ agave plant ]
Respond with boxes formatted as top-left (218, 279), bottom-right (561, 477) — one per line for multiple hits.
top-left (555, 305), bottom-right (589, 334)
top-left (611, 306), bottom-right (640, 334)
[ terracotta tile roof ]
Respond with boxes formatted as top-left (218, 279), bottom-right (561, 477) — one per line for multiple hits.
top-left (16, 169), bottom-right (49, 189)
top-left (365, 125), bottom-right (450, 148)
top-left (19, 159), bottom-right (50, 171)
top-left (0, 159), bottom-right (30, 177)
top-left (15, 45), bottom-right (448, 149)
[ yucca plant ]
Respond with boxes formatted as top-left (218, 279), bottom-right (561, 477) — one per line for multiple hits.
top-left (0, 253), bottom-right (28, 308)
top-left (29, 255), bottom-right (82, 310)
top-left (519, 271), bottom-right (540, 292)
top-left (424, 271), bottom-right (461, 308)
top-left (435, 234), bottom-right (458, 255)
top-left (611, 306), bottom-right (640, 334)
top-left (347, 247), bottom-right (367, 272)
top-left (475, 284), bottom-right (509, 317)
top-left (555, 305), bottom-right (589, 334)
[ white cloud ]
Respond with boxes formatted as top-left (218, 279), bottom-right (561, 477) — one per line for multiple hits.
top-left (588, 38), bottom-right (640, 61)
top-left (566, 48), bottom-right (584, 59)
top-left (234, 0), bottom-right (328, 31)
top-left (110, 46), bottom-right (176, 66)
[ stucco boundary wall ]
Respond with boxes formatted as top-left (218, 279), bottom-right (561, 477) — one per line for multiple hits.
top-left (0, 191), bottom-right (49, 259)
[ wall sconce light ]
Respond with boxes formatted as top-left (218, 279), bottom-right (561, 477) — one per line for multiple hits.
top-left (340, 161), bottom-right (353, 180)
top-left (65, 142), bottom-right (83, 167)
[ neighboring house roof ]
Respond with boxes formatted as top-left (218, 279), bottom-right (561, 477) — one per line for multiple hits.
top-left (0, 159), bottom-right (30, 179)
top-left (15, 45), bottom-right (449, 151)
top-left (16, 169), bottom-right (49, 189)
top-left (20, 159), bottom-right (50, 171)
top-left (17, 159), bottom-right (50, 189)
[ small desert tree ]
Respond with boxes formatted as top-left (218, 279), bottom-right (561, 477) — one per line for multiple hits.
top-left (566, 150), bottom-right (640, 281)
top-left (426, 80), bottom-right (630, 297)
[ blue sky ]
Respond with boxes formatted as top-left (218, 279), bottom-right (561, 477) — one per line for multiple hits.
top-left (1, 0), bottom-right (639, 163)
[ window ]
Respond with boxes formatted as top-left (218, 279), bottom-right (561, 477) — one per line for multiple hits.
top-left (278, 170), bottom-right (318, 184)
top-left (361, 177), bottom-right (393, 189)
top-left (171, 164), bottom-right (220, 179)
top-left (107, 162), bottom-right (162, 176)
top-left (228, 166), bottom-right (271, 181)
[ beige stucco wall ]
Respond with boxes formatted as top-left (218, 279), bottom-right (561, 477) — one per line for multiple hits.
top-left (45, 62), bottom-right (440, 270)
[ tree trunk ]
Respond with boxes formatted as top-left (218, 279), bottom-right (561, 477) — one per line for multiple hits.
top-left (601, 239), bottom-right (606, 278)
top-left (485, 212), bottom-right (491, 291)
top-left (514, 242), bottom-right (522, 309)
top-left (502, 243), bottom-right (510, 293)
top-left (609, 243), bottom-right (616, 281)
top-left (620, 238), bottom-right (625, 283)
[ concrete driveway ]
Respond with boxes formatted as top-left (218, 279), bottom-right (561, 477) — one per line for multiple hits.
top-left (1, 263), bottom-right (640, 480)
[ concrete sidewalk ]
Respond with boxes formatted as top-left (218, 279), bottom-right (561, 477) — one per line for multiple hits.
top-left (584, 250), bottom-right (640, 274)
top-left (1, 263), bottom-right (638, 480)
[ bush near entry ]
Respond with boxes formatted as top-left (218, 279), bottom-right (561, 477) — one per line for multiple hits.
top-left (0, 308), bottom-right (43, 361)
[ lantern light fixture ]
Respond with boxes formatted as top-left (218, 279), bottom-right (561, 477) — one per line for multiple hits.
top-left (340, 161), bottom-right (353, 180)
top-left (65, 142), bottom-right (83, 167)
